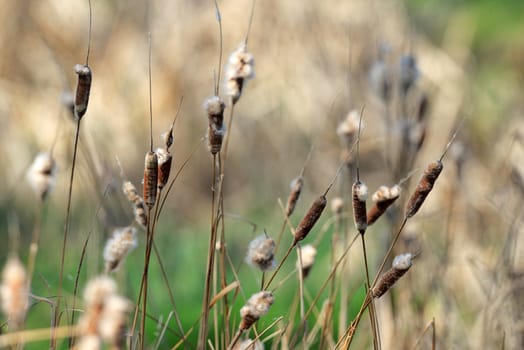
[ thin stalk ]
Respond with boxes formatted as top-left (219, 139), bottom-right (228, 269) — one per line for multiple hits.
top-left (198, 154), bottom-right (219, 349)
top-left (361, 235), bottom-right (379, 350)
top-left (53, 117), bottom-right (81, 349)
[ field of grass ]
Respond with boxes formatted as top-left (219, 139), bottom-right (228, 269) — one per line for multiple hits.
top-left (0, 0), bottom-right (523, 349)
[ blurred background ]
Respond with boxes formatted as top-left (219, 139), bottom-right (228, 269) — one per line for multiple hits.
top-left (0, 0), bottom-right (523, 348)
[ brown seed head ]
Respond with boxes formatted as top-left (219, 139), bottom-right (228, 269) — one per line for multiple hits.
top-left (156, 147), bottom-right (173, 190)
top-left (26, 152), bottom-right (57, 200)
top-left (372, 253), bottom-right (413, 298)
top-left (226, 44), bottom-right (255, 104)
top-left (367, 185), bottom-right (401, 225)
top-left (143, 151), bottom-right (158, 208)
top-left (103, 226), bottom-right (138, 273)
top-left (239, 291), bottom-right (274, 330)
top-left (405, 160), bottom-right (443, 218)
top-left (352, 180), bottom-right (368, 234)
top-left (286, 176), bottom-right (304, 217)
top-left (293, 195), bottom-right (327, 245)
top-left (74, 63), bottom-right (92, 119)
top-left (122, 181), bottom-right (148, 228)
top-left (246, 234), bottom-right (277, 271)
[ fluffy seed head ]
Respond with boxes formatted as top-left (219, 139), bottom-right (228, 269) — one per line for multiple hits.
top-left (79, 276), bottom-right (130, 348)
top-left (399, 54), bottom-right (419, 94)
top-left (0, 257), bottom-right (29, 329)
top-left (225, 44), bottom-right (255, 104)
top-left (74, 64), bottom-right (92, 119)
top-left (143, 151), bottom-right (158, 208)
top-left (367, 185), bottom-right (401, 225)
top-left (372, 253), bottom-right (413, 298)
top-left (239, 291), bottom-right (274, 330)
top-left (352, 181), bottom-right (368, 234)
top-left (293, 195), bottom-right (327, 245)
top-left (122, 181), bottom-right (147, 228)
top-left (286, 176), bottom-right (304, 217)
top-left (26, 152), bottom-right (57, 200)
top-left (331, 197), bottom-right (344, 215)
top-left (232, 339), bottom-right (264, 350)
top-left (246, 234), bottom-right (277, 271)
top-left (337, 110), bottom-right (361, 146)
top-left (205, 96), bottom-right (226, 154)
top-left (297, 244), bottom-right (317, 278)
top-left (104, 226), bottom-right (138, 273)
top-left (156, 147), bottom-right (173, 190)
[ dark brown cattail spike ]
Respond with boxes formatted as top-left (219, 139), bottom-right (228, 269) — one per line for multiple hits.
top-left (372, 253), bottom-right (413, 298)
top-left (286, 176), bottom-right (303, 217)
top-left (293, 195), bottom-right (327, 245)
top-left (405, 160), bottom-right (443, 218)
top-left (156, 148), bottom-right (172, 190)
top-left (367, 185), bottom-right (401, 225)
top-left (73, 64), bottom-right (92, 119)
top-left (143, 151), bottom-right (158, 208)
top-left (352, 180), bottom-right (368, 234)
top-left (204, 96), bottom-right (226, 154)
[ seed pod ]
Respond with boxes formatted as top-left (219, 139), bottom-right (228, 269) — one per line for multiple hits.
top-left (122, 181), bottom-right (147, 228)
top-left (285, 176), bottom-right (303, 217)
top-left (297, 244), bottom-right (317, 278)
top-left (26, 152), bottom-right (57, 201)
top-left (352, 180), bottom-right (368, 234)
top-left (246, 233), bottom-right (277, 271)
top-left (405, 160), bottom-right (443, 218)
top-left (225, 44), bottom-right (255, 104)
top-left (331, 197), bottom-right (344, 215)
top-left (337, 110), bottom-right (360, 147)
top-left (204, 96), bottom-right (226, 154)
top-left (293, 195), bottom-right (327, 245)
top-left (156, 148), bottom-right (172, 190)
top-left (367, 185), bottom-right (401, 225)
top-left (74, 64), bottom-right (92, 119)
top-left (239, 291), bottom-right (274, 330)
top-left (399, 54), bottom-right (419, 94)
top-left (143, 151), bottom-right (158, 208)
top-left (103, 226), bottom-right (138, 273)
top-left (0, 257), bottom-right (29, 329)
top-left (372, 253), bottom-right (413, 298)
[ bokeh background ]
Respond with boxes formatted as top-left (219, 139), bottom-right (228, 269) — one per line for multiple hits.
top-left (1, 0), bottom-right (523, 348)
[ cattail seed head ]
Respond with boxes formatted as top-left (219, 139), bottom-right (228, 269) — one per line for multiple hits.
top-left (239, 291), bottom-right (274, 330)
top-left (205, 96), bottom-right (226, 154)
top-left (122, 181), bottom-right (147, 228)
top-left (74, 64), bottom-right (92, 119)
top-left (372, 253), bottom-right (413, 298)
top-left (297, 244), bottom-right (317, 278)
top-left (246, 234), bottom-right (277, 271)
top-left (286, 176), bottom-right (304, 217)
top-left (156, 147), bottom-right (172, 190)
top-left (399, 54), bottom-right (419, 94)
top-left (293, 195), bottom-right (327, 245)
top-left (331, 197), bottom-right (344, 215)
top-left (369, 58), bottom-right (392, 102)
top-left (0, 257), bottom-right (29, 329)
top-left (232, 339), bottom-right (264, 350)
top-left (367, 185), bottom-right (401, 225)
top-left (26, 152), bottom-right (57, 200)
top-left (405, 160), bottom-right (443, 218)
top-left (337, 110), bottom-right (361, 147)
top-left (352, 180), bottom-right (368, 234)
top-left (78, 276), bottom-right (130, 349)
top-left (226, 44), bottom-right (255, 104)
top-left (143, 151), bottom-right (158, 208)
top-left (103, 226), bottom-right (138, 273)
